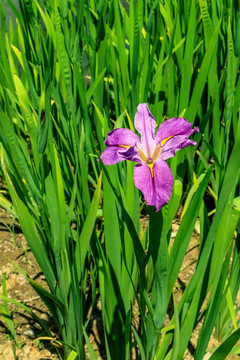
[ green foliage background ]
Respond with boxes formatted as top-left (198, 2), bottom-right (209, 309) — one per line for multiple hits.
top-left (0, 0), bottom-right (240, 359)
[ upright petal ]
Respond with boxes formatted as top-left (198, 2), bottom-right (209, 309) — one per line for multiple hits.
top-left (105, 128), bottom-right (140, 147)
top-left (133, 159), bottom-right (173, 212)
top-left (134, 103), bottom-right (156, 158)
top-left (155, 117), bottom-right (199, 143)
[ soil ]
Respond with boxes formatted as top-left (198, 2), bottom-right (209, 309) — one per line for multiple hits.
top-left (0, 207), bottom-right (239, 360)
top-left (0, 207), bottom-right (58, 360)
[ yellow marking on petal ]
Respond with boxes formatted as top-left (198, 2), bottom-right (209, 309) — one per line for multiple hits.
top-left (147, 160), bottom-right (154, 178)
top-left (161, 136), bottom-right (173, 146)
top-left (119, 145), bottom-right (130, 149)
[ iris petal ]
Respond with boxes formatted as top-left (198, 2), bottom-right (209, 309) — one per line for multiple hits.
top-left (155, 117), bottom-right (199, 144)
top-left (100, 146), bottom-right (127, 165)
top-left (161, 135), bottom-right (197, 160)
top-left (100, 146), bottom-right (140, 165)
top-left (134, 103), bottom-right (156, 158)
top-left (133, 164), bottom-right (154, 205)
top-left (105, 128), bottom-right (140, 147)
top-left (133, 159), bottom-right (173, 212)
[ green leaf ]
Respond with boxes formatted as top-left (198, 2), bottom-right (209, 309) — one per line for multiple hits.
top-left (168, 165), bottom-right (213, 298)
top-left (0, 295), bottom-right (52, 337)
top-left (1, 152), bottom-right (55, 292)
top-left (234, 16), bottom-right (240, 57)
top-left (170, 296), bottom-right (180, 360)
top-left (186, 19), bottom-right (221, 122)
top-left (11, 261), bottom-right (65, 323)
top-left (82, 326), bottom-right (98, 360)
top-left (209, 328), bottom-right (240, 360)
top-left (0, 274), bottom-right (19, 346)
top-left (76, 172), bottom-right (102, 279)
top-left (131, 325), bottom-right (146, 360)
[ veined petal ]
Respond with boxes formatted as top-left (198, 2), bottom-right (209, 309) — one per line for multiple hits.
top-left (133, 164), bottom-right (154, 205)
top-left (134, 103), bottom-right (156, 158)
top-left (101, 146), bottom-right (140, 165)
top-left (105, 128), bottom-right (140, 147)
top-left (161, 136), bottom-right (197, 160)
top-left (133, 160), bottom-right (173, 212)
top-left (155, 117), bottom-right (199, 143)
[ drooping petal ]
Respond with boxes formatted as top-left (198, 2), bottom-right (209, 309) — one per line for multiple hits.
top-left (100, 146), bottom-right (140, 165)
top-left (155, 117), bottom-right (199, 144)
top-left (161, 136), bottom-right (197, 160)
top-left (151, 160), bottom-right (173, 211)
top-left (105, 128), bottom-right (140, 147)
top-left (133, 164), bottom-right (154, 205)
top-left (101, 146), bottom-right (126, 165)
top-left (133, 159), bottom-right (173, 212)
top-left (118, 146), bottom-right (141, 163)
top-left (134, 103), bottom-right (156, 158)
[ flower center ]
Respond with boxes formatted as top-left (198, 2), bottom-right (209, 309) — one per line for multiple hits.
top-left (137, 137), bottom-right (173, 178)
top-left (137, 143), bottom-right (164, 178)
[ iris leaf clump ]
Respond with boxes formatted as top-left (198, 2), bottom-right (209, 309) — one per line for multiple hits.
top-left (0, 0), bottom-right (239, 359)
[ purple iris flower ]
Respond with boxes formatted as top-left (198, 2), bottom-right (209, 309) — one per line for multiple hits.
top-left (101, 103), bottom-right (199, 212)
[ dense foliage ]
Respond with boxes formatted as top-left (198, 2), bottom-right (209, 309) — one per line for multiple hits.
top-left (0, 0), bottom-right (240, 359)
